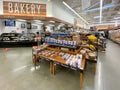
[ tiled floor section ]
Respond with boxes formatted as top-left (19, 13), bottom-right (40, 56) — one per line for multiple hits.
top-left (0, 40), bottom-right (120, 90)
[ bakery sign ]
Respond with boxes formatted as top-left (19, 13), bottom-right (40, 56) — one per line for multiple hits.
top-left (3, 1), bottom-right (46, 16)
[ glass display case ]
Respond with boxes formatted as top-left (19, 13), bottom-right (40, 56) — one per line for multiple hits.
top-left (0, 33), bottom-right (38, 47)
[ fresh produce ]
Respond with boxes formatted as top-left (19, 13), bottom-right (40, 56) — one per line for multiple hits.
top-left (86, 44), bottom-right (96, 50)
top-left (87, 35), bottom-right (97, 42)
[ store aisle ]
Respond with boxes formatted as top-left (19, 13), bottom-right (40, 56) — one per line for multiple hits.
top-left (98, 40), bottom-right (120, 90)
top-left (0, 40), bottom-right (120, 90)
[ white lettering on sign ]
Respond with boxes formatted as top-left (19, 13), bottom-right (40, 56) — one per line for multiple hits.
top-left (26, 4), bottom-right (30, 14)
top-left (31, 4), bottom-right (35, 14)
top-left (36, 5), bottom-right (41, 14)
top-left (8, 3), bottom-right (13, 12)
top-left (14, 3), bottom-right (19, 13)
top-left (20, 4), bottom-right (25, 13)
top-left (7, 2), bottom-right (44, 15)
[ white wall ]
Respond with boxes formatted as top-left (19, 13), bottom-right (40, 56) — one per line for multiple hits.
top-left (0, 19), bottom-right (3, 34)
top-left (52, 0), bottom-right (75, 24)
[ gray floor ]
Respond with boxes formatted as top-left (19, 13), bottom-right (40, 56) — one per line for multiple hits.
top-left (0, 40), bottom-right (120, 90)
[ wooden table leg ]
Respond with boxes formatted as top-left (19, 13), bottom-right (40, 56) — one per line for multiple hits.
top-left (52, 63), bottom-right (55, 75)
top-left (80, 72), bottom-right (83, 88)
top-left (50, 62), bottom-right (53, 74)
top-left (50, 61), bottom-right (55, 75)
top-left (94, 63), bottom-right (96, 74)
top-left (33, 55), bottom-right (36, 66)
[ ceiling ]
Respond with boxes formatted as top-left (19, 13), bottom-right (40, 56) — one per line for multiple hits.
top-left (64, 0), bottom-right (120, 25)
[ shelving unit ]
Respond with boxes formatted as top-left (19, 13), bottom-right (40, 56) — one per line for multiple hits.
top-left (109, 29), bottom-right (120, 44)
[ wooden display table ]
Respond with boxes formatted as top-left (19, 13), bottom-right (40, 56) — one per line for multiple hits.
top-left (32, 46), bottom-right (85, 88)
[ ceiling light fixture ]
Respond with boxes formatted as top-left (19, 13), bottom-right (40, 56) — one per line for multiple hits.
top-left (16, 19), bottom-right (26, 22)
top-left (33, 20), bottom-right (42, 22)
top-left (63, 1), bottom-right (89, 25)
top-left (49, 21), bottom-right (55, 23)
top-left (100, 0), bottom-right (103, 23)
top-left (115, 21), bottom-right (118, 26)
top-left (94, 16), bottom-right (100, 19)
top-left (83, 3), bottom-right (114, 13)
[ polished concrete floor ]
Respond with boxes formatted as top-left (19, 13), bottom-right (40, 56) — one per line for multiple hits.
top-left (0, 40), bottom-right (120, 90)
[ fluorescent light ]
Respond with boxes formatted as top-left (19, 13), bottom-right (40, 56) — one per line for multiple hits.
top-left (33, 20), bottom-right (42, 22)
top-left (16, 19), bottom-right (26, 22)
top-left (115, 21), bottom-right (118, 26)
top-left (49, 21), bottom-right (55, 23)
top-left (94, 16), bottom-right (100, 19)
top-left (82, 3), bottom-right (114, 13)
top-left (100, 0), bottom-right (103, 23)
top-left (63, 1), bottom-right (89, 25)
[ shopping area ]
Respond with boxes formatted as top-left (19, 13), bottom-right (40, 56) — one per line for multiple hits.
top-left (0, 0), bottom-right (120, 90)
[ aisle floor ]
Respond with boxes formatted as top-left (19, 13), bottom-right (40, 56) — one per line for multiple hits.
top-left (0, 40), bottom-right (120, 90)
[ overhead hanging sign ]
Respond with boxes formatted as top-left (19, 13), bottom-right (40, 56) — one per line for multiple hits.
top-left (3, 1), bottom-right (46, 16)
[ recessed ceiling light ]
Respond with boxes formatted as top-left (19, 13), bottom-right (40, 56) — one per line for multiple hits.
top-left (94, 16), bottom-right (100, 19)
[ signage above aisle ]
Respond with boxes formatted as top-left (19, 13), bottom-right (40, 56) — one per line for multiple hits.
top-left (3, 1), bottom-right (46, 16)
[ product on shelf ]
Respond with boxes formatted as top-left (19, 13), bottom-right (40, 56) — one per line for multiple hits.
top-left (38, 49), bottom-right (59, 57)
top-left (88, 52), bottom-right (96, 60)
top-left (86, 44), bottom-right (96, 51)
top-left (73, 35), bottom-right (80, 45)
top-left (50, 32), bottom-right (70, 37)
top-left (65, 54), bottom-right (82, 68)
top-left (45, 37), bottom-right (77, 47)
top-left (59, 52), bottom-right (64, 56)
top-left (62, 53), bottom-right (71, 60)
top-left (87, 35), bottom-right (97, 42)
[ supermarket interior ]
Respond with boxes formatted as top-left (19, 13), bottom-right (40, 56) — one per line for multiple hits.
top-left (0, 0), bottom-right (120, 90)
